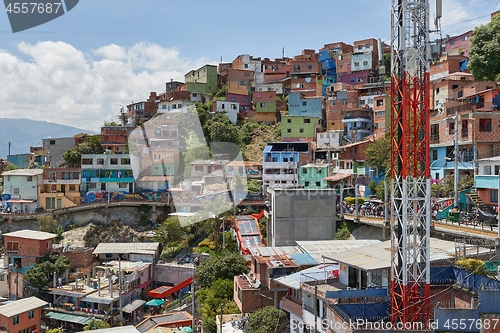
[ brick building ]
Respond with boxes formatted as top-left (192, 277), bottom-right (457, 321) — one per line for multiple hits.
top-left (3, 230), bottom-right (56, 299)
top-left (0, 296), bottom-right (47, 333)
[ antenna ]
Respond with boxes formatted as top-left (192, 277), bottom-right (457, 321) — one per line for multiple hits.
top-left (282, 47), bottom-right (284, 59)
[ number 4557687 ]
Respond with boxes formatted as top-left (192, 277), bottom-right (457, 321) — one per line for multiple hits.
top-left (6, 2), bottom-right (62, 14)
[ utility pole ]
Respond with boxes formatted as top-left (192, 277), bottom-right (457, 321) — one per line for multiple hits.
top-left (192, 269), bottom-right (195, 332)
top-left (119, 256), bottom-right (123, 323)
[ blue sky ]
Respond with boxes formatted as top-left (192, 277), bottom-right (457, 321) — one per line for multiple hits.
top-left (0, 0), bottom-right (498, 136)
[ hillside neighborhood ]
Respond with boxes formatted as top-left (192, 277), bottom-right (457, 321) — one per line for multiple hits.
top-left (0, 8), bottom-right (500, 333)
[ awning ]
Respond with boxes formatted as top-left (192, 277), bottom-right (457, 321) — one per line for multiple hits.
top-left (122, 299), bottom-right (145, 313)
top-left (323, 173), bottom-right (351, 182)
top-left (49, 289), bottom-right (86, 298)
top-left (44, 311), bottom-right (93, 325)
top-left (80, 295), bottom-right (117, 305)
top-left (149, 277), bottom-right (193, 299)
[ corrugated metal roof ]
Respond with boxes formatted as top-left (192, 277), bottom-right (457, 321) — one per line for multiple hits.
top-left (275, 264), bottom-right (339, 289)
top-left (76, 326), bottom-right (140, 333)
top-left (0, 296), bottom-right (47, 317)
top-left (323, 238), bottom-right (492, 272)
top-left (92, 243), bottom-right (160, 255)
top-left (1, 169), bottom-right (43, 176)
top-left (3, 229), bottom-right (57, 240)
top-left (289, 253), bottom-right (318, 267)
top-left (45, 311), bottom-right (93, 325)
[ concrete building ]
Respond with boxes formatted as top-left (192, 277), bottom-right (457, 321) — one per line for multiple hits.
top-left (281, 116), bottom-right (320, 142)
top-left (157, 91), bottom-right (193, 113)
top-left (474, 156), bottom-right (500, 212)
top-left (92, 242), bottom-right (161, 263)
top-left (1, 169), bottom-right (43, 213)
top-left (351, 38), bottom-right (379, 72)
top-left (211, 100), bottom-right (239, 125)
top-left (43, 137), bottom-right (77, 168)
top-left (445, 30), bottom-right (473, 57)
top-left (80, 154), bottom-right (135, 200)
top-left (0, 296), bottom-right (47, 333)
top-left (232, 54), bottom-right (264, 85)
top-left (298, 163), bottom-right (335, 189)
top-left (266, 187), bottom-right (336, 247)
top-left (262, 57), bottom-right (292, 82)
top-left (316, 130), bottom-right (342, 150)
top-left (372, 95), bottom-right (390, 136)
top-left (184, 64), bottom-right (218, 95)
top-left (262, 142), bottom-right (313, 191)
top-left (40, 167), bottom-right (81, 210)
top-left (288, 93), bottom-right (323, 118)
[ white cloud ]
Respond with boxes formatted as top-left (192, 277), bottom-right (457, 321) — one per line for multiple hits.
top-left (0, 41), bottom-right (214, 131)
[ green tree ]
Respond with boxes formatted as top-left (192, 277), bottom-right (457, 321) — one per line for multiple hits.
top-left (198, 279), bottom-right (239, 333)
top-left (247, 306), bottom-right (287, 333)
top-left (104, 121), bottom-right (120, 126)
top-left (5, 163), bottom-right (18, 171)
top-left (62, 148), bottom-right (81, 168)
top-left (457, 258), bottom-right (489, 276)
top-left (23, 265), bottom-right (48, 291)
top-left (38, 214), bottom-right (58, 233)
top-left (195, 252), bottom-right (248, 288)
top-left (83, 319), bottom-right (110, 331)
top-left (469, 14), bottom-right (500, 82)
top-left (153, 216), bottom-right (184, 252)
top-left (364, 132), bottom-right (391, 173)
top-left (46, 327), bottom-right (66, 333)
top-left (203, 113), bottom-right (240, 145)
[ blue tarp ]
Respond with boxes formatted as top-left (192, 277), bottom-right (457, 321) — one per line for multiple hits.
top-left (336, 303), bottom-right (388, 321)
top-left (430, 266), bottom-right (500, 292)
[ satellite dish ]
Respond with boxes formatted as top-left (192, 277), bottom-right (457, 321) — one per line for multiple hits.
top-left (305, 77), bottom-right (311, 83)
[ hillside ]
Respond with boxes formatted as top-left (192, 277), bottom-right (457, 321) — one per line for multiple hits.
top-left (0, 118), bottom-right (95, 158)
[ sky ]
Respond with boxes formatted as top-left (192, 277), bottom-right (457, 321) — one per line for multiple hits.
top-left (0, 0), bottom-right (499, 137)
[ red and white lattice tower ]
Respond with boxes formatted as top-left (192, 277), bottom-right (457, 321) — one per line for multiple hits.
top-left (390, 0), bottom-right (431, 326)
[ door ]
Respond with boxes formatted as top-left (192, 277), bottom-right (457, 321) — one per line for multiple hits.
top-left (57, 199), bottom-right (62, 209)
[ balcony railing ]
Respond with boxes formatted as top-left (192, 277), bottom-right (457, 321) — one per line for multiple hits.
top-left (446, 101), bottom-right (496, 115)
top-left (303, 304), bottom-right (319, 316)
top-left (430, 134), bottom-right (440, 144)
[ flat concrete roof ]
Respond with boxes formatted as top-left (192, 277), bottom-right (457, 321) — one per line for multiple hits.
top-left (0, 296), bottom-right (47, 317)
top-left (3, 229), bottom-right (57, 240)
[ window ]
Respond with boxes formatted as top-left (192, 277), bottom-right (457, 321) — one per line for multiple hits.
top-left (308, 64), bottom-right (313, 69)
top-left (6, 241), bottom-right (19, 255)
top-left (457, 90), bottom-right (463, 98)
top-left (88, 183), bottom-right (97, 189)
top-left (287, 119), bottom-right (292, 123)
top-left (69, 185), bottom-right (75, 191)
top-left (317, 168), bottom-right (322, 174)
top-left (304, 118), bottom-right (311, 123)
top-left (448, 122), bottom-right (455, 135)
top-left (484, 165), bottom-right (492, 175)
top-left (49, 139), bottom-right (56, 145)
top-left (491, 189), bottom-right (498, 203)
top-left (376, 99), bottom-right (384, 106)
top-left (28, 309), bottom-right (35, 319)
top-left (192, 93), bottom-right (198, 97)
top-left (260, 103), bottom-right (265, 107)
top-left (239, 80), bottom-right (246, 85)
top-left (244, 64), bottom-right (248, 68)
top-left (299, 128), bottom-right (304, 133)
top-left (357, 45), bottom-right (362, 50)
top-left (13, 315), bottom-right (19, 325)
top-left (27, 176), bottom-right (32, 182)
top-left (432, 150), bottom-right (438, 161)
top-left (231, 97), bottom-right (236, 102)
top-left (287, 129), bottom-right (291, 133)
top-left (302, 101), bottom-right (307, 106)
top-left (106, 253), bottom-right (112, 258)
top-left (0, 274), bottom-right (3, 281)
top-left (495, 165), bottom-right (500, 175)
top-left (243, 97), bottom-right (248, 102)
top-left (479, 119), bottom-right (491, 132)
top-left (305, 181), bottom-right (310, 187)
top-left (110, 158), bottom-right (118, 165)
top-left (450, 40), bottom-right (455, 45)
top-left (97, 158), bottom-right (104, 165)
top-left (316, 182), bottom-right (321, 186)
top-left (121, 158), bottom-right (130, 165)
top-left (363, 61), bottom-right (368, 66)
top-left (462, 36), bottom-right (468, 41)
top-left (119, 182), bottom-right (128, 188)
top-left (13, 188), bottom-right (19, 195)
top-left (375, 111), bottom-right (385, 118)
top-left (302, 168), bottom-right (308, 174)
top-left (195, 165), bottom-right (204, 172)
top-left (354, 62), bottom-right (360, 67)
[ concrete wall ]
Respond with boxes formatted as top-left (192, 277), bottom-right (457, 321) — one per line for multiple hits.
top-left (154, 264), bottom-right (194, 286)
top-left (268, 188), bottom-right (336, 247)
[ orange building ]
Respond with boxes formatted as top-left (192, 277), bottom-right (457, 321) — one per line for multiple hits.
top-left (0, 296), bottom-right (47, 333)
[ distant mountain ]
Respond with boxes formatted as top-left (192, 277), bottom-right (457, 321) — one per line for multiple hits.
top-left (0, 118), bottom-right (96, 159)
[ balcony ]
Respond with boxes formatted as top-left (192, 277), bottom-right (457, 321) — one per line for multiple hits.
top-left (446, 101), bottom-right (496, 116)
top-left (282, 296), bottom-right (303, 317)
top-left (430, 134), bottom-right (440, 144)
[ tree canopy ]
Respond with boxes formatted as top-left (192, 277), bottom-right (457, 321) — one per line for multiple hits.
top-left (469, 14), bottom-right (500, 82)
top-left (24, 254), bottom-right (70, 291)
top-left (247, 306), bottom-right (287, 333)
top-left (195, 252), bottom-right (248, 288)
top-left (83, 319), bottom-right (110, 331)
top-left (364, 133), bottom-right (391, 173)
top-left (153, 216), bottom-right (184, 251)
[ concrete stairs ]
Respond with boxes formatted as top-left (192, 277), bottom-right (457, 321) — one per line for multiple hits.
top-left (466, 189), bottom-right (488, 211)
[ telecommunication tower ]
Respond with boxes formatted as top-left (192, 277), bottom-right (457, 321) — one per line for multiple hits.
top-left (390, 0), bottom-right (440, 326)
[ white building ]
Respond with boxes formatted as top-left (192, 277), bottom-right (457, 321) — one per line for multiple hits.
top-left (1, 169), bottom-right (43, 212)
top-left (213, 101), bottom-right (239, 125)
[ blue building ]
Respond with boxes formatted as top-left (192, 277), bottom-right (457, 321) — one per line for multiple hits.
top-left (288, 93), bottom-right (323, 118)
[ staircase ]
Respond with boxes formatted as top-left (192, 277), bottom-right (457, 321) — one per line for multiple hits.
top-left (466, 189), bottom-right (488, 211)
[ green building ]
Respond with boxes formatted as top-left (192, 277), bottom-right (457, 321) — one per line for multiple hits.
top-left (298, 163), bottom-right (334, 189)
top-left (184, 65), bottom-right (218, 94)
top-left (281, 116), bottom-right (319, 140)
top-left (256, 101), bottom-right (276, 113)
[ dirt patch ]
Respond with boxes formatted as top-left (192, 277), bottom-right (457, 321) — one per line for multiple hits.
top-left (62, 223), bottom-right (147, 248)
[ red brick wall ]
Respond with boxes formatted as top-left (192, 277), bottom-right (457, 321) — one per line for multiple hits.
top-left (4, 236), bottom-right (52, 267)
top-left (0, 306), bottom-right (43, 333)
